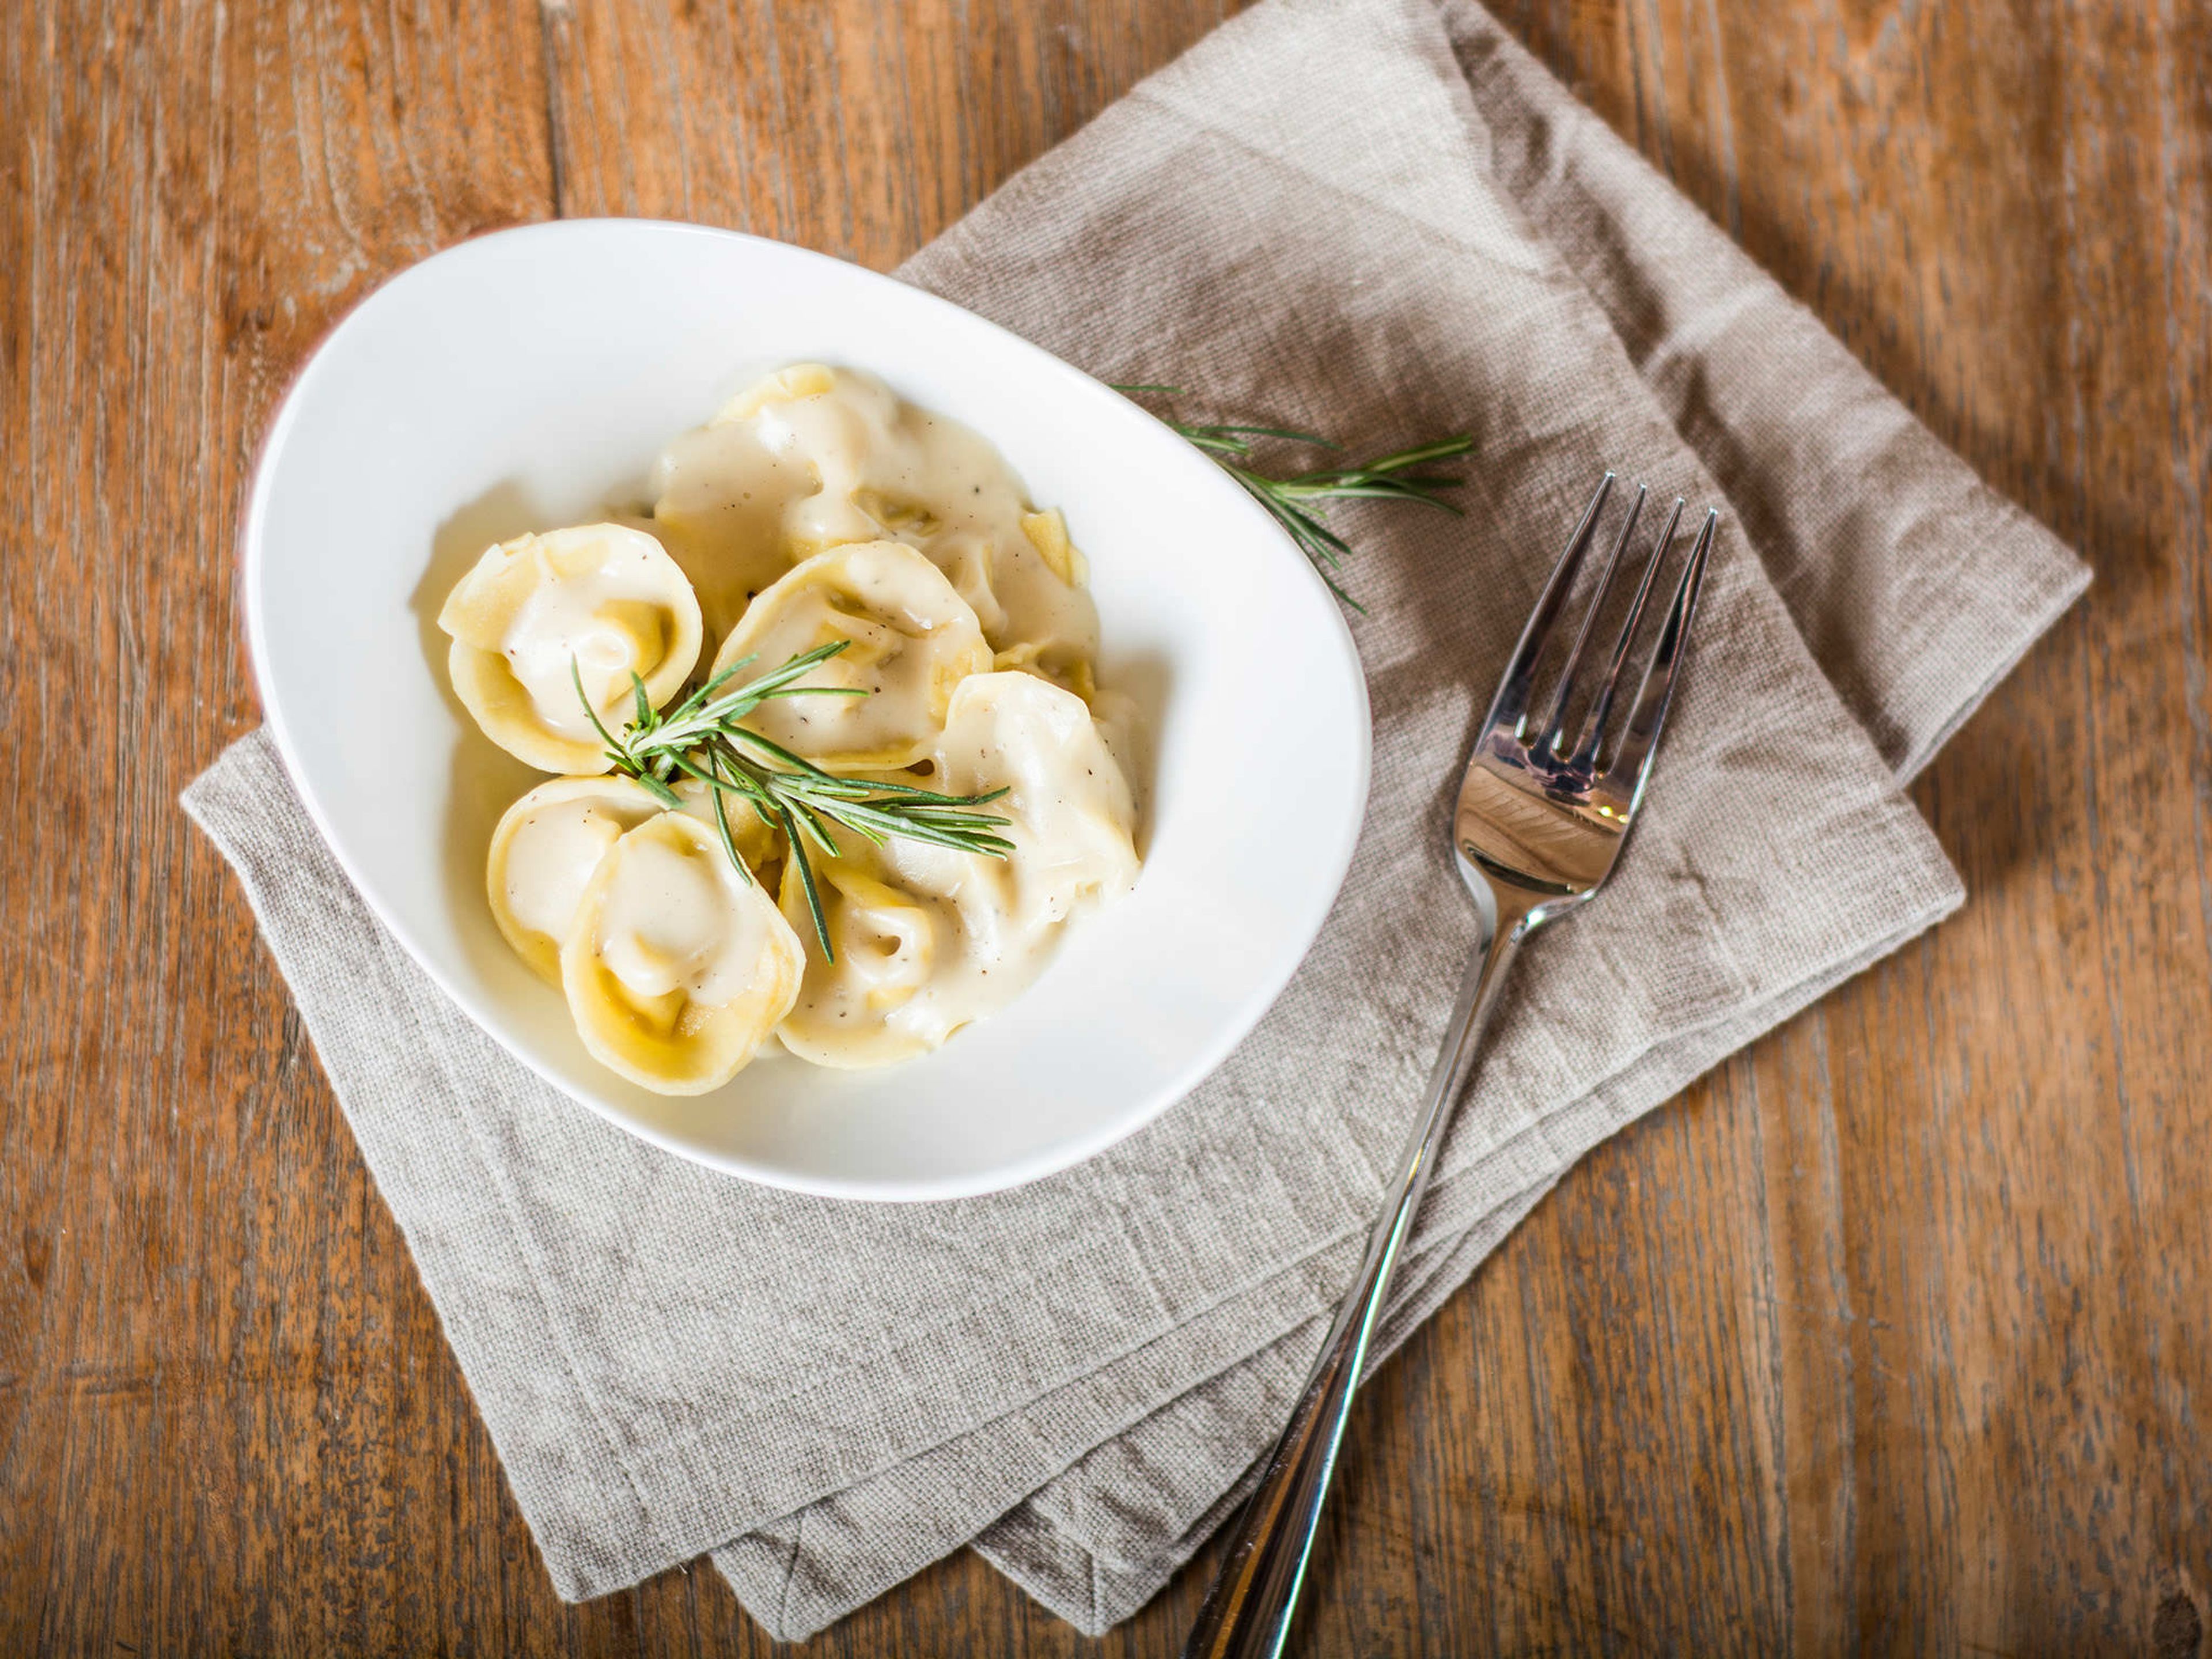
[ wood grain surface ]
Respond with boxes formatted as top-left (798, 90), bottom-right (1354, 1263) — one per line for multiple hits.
top-left (3, 0), bottom-right (2208, 1653)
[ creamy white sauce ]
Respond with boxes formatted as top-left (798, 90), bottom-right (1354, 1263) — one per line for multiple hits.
top-left (560, 812), bottom-right (805, 1094)
top-left (505, 798), bottom-right (643, 941)
top-left (593, 826), bottom-right (767, 1007)
top-left (669, 777), bottom-right (779, 870)
top-left (778, 673), bottom-right (1138, 1067)
top-left (499, 529), bottom-right (693, 740)
top-left (464, 363), bottom-right (1144, 1092)
top-left (440, 522), bottom-right (701, 772)
top-left (650, 364), bottom-right (1099, 682)
top-left (711, 540), bottom-right (990, 765)
top-left (924, 671), bottom-right (1141, 918)
top-left (486, 776), bottom-right (671, 981)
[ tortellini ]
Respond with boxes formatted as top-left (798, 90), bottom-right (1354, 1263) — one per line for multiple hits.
top-left (453, 364), bottom-right (1143, 1099)
top-left (773, 839), bottom-right (957, 1068)
top-left (710, 540), bottom-right (992, 768)
top-left (926, 672), bottom-right (1142, 916)
top-left (487, 775), bottom-right (672, 983)
top-left (561, 813), bottom-right (804, 1094)
top-left (486, 773), bottom-right (787, 1081)
top-left (440, 523), bottom-right (703, 773)
top-left (669, 777), bottom-right (781, 873)
top-left (777, 673), bottom-right (1139, 1069)
top-left (650, 363), bottom-right (1099, 688)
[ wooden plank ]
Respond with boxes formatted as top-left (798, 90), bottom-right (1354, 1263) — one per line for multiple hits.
top-left (538, 0), bottom-right (1235, 263)
top-left (3, 0), bottom-right (2208, 1652)
top-left (0, 0), bottom-right (556, 1653)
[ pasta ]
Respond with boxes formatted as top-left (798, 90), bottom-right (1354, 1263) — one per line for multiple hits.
top-left (651, 363), bottom-right (1098, 691)
top-left (777, 673), bottom-right (1138, 1069)
top-left (560, 813), bottom-right (804, 1094)
top-left (487, 776), bottom-right (673, 983)
top-left (440, 523), bottom-right (702, 773)
top-left (450, 363), bottom-right (1142, 1097)
top-left (709, 540), bottom-right (992, 768)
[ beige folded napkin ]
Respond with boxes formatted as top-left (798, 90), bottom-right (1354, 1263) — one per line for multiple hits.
top-left (182, 0), bottom-right (2086, 1638)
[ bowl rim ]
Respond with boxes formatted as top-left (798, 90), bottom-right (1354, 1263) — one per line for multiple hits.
top-left (241, 217), bottom-right (1373, 1202)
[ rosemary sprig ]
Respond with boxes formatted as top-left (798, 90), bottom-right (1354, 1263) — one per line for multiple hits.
top-left (1114, 384), bottom-right (1472, 611)
top-left (573, 643), bottom-right (1012, 961)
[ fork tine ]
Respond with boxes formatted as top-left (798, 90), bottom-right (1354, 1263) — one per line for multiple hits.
top-left (1486, 472), bottom-right (1614, 738)
top-left (1602, 507), bottom-right (1718, 811)
top-left (1538, 484), bottom-right (1646, 753)
top-left (1568, 496), bottom-right (1684, 770)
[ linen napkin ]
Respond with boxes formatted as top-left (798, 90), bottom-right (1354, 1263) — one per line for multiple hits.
top-left (183, 0), bottom-right (2087, 1639)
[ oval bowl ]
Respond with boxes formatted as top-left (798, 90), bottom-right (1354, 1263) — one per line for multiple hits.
top-left (245, 218), bottom-right (1370, 1200)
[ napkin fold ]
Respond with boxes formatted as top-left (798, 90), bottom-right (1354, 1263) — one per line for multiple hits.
top-left (183, 0), bottom-right (2086, 1639)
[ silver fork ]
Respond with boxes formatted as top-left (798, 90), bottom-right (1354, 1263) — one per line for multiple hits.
top-left (1183, 475), bottom-right (1721, 1659)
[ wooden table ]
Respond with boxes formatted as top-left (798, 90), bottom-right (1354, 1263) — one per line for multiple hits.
top-left (6, 1), bottom-right (2208, 1652)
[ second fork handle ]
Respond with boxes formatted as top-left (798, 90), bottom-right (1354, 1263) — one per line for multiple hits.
top-left (1181, 895), bottom-right (1536, 1659)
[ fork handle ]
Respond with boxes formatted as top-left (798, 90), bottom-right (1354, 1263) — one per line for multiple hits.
top-left (1181, 896), bottom-right (1535, 1659)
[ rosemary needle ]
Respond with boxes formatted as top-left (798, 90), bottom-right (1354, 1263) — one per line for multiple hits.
top-left (572, 643), bottom-right (1012, 961)
top-left (1113, 384), bottom-right (1472, 610)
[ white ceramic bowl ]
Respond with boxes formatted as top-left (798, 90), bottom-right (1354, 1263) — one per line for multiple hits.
top-left (245, 219), bottom-right (1369, 1200)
